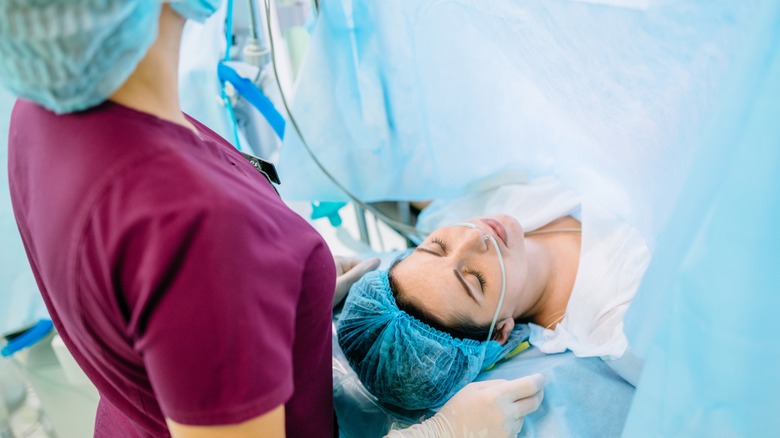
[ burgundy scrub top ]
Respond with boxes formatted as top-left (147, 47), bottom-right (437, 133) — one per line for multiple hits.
top-left (7, 100), bottom-right (336, 437)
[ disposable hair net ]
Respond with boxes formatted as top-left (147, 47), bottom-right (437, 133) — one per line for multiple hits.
top-left (0, 1), bottom-right (161, 113)
top-left (337, 268), bottom-right (530, 411)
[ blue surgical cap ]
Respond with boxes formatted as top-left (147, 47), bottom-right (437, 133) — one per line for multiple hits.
top-left (170, 0), bottom-right (223, 23)
top-left (337, 268), bottom-right (530, 411)
top-left (0, 1), bottom-right (161, 114)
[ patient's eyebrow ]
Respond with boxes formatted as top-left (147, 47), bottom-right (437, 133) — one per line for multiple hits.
top-left (454, 269), bottom-right (479, 304)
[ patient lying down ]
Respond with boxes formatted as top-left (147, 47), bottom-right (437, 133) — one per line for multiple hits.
top-left (392, 214), bottom-right (582, 345)
top-left (337, 176), bottom-right (651, 411)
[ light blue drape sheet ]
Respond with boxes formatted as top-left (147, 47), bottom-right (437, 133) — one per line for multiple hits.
top-left (281, 0), bottom-right (780, 435)
top-left (623, 21), bottom-right (780, 436)
top-left (1, 88), bottom-right (49, 336)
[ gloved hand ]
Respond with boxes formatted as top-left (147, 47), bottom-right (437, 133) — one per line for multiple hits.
top-left (333, 256), bottom-right (381, 308)
top-left (386, 374), bottom-right (545, 438)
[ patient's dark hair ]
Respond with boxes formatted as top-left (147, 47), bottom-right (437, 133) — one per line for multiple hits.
top-left (388, 257), bottom-right (492, 342)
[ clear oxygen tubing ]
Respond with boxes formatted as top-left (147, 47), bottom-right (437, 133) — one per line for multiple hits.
top-left (525, 228), bottom-right (581, 236)
top-left (221, 0), bottom-right (243, 149)
top-left (454, 222), bottom-right (507, 345)
top-left (260, 0), bottom-right (427, 244)
top-left (455, 223), bottom-right (582, 344)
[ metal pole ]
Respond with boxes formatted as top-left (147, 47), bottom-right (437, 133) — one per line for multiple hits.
top-left (353, 205), bottom-right (371, 247)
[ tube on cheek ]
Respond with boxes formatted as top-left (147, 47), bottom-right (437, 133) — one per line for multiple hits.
top-left (454, 223), bottom-right (506, 344)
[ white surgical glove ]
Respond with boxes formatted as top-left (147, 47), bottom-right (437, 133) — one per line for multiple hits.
top-left (386, 374), bottom-right (545, 438)
top-left (333, 256), bottom-right (381, 308)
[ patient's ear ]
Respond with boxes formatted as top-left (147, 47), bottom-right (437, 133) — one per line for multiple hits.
top-left (493, 317), bottom-right (515, 344)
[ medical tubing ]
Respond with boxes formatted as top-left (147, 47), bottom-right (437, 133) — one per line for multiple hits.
top-left (487, 236), bottom-right (506, 344)
top-left (261, 0), bottom-right (427, 243)
top-left (221, 0), bottom-right (245, 150)
top-left (525, 228), bottom-right (581, 237)
top-left (261, 0), bottom-right (582, 244)
top-left (373, 214), bottom-right (387, 252)
top-left (247, 0), bottom-right (259, 39)
top-left (455, 223), bottom-right (506, 345)
top-left (10, 356), bottom-right (99, 404)
top-left (222, 88), bottom-right (243, 148)
top-left (224, 0), bottom-right (234, 62)
top-left (218, 62), bottom-right (286, 139)
top-left (17, 415), bottom-right (46, 438)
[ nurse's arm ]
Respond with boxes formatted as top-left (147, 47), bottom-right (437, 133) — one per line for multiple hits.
top-left (166, 404), bottom-right (285, 437)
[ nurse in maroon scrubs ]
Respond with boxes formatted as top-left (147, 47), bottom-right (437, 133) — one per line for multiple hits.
top-left (0, 2), bottom-right (544, 437)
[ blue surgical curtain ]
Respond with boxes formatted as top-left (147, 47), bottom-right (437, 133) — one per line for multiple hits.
top-left (622, 18), bottom-right (780, 437)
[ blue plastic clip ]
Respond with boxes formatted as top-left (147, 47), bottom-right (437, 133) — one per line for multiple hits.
top-left (311, 202), bottom-right (347, 227)
top-left (217, 62), bottom-right (287, 140)
top-left (1, 319), bottom-right (54, 358)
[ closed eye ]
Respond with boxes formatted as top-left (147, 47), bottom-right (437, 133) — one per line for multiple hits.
top-left (427, 238), bottom-right (485, 292)
top-left (413, 237), bottom-right (448, 257)
top-left (468, 270), bottom-right (487, 291)
top-left (416, 236), bottom-right (483, 303)
top-left (431, 238), bottom-right (448, 254)
top-left (454, 269), bottom-right (481, 303)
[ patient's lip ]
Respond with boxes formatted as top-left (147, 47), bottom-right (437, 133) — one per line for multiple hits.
top-left (481, 218), bottom-right (508, 247)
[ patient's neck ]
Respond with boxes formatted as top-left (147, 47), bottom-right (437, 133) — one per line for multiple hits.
top-left (523, 217), bottom-right (582, 328)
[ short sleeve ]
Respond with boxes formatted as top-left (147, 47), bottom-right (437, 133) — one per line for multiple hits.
top-left (99, 179), bottom-right (304, 425)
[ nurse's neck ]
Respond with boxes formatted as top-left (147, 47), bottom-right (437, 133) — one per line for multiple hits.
top-left (109, 5), bottom-right (198, 134)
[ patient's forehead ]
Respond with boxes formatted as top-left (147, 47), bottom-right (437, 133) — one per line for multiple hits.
top-left (391, 254), bottom-right (463, 321)
top-left (391, 254), bottom-right (428, 292)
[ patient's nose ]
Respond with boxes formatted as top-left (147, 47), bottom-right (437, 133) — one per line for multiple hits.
top-left (459, 227), bottom-right (490, 252)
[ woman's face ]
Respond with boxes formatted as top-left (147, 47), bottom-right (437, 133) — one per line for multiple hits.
top-left (391, 214), bottom-right (530, 330)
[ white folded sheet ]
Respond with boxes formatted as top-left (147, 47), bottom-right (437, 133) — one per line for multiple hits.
top-left (417, 176), bottom-right (651, 362)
